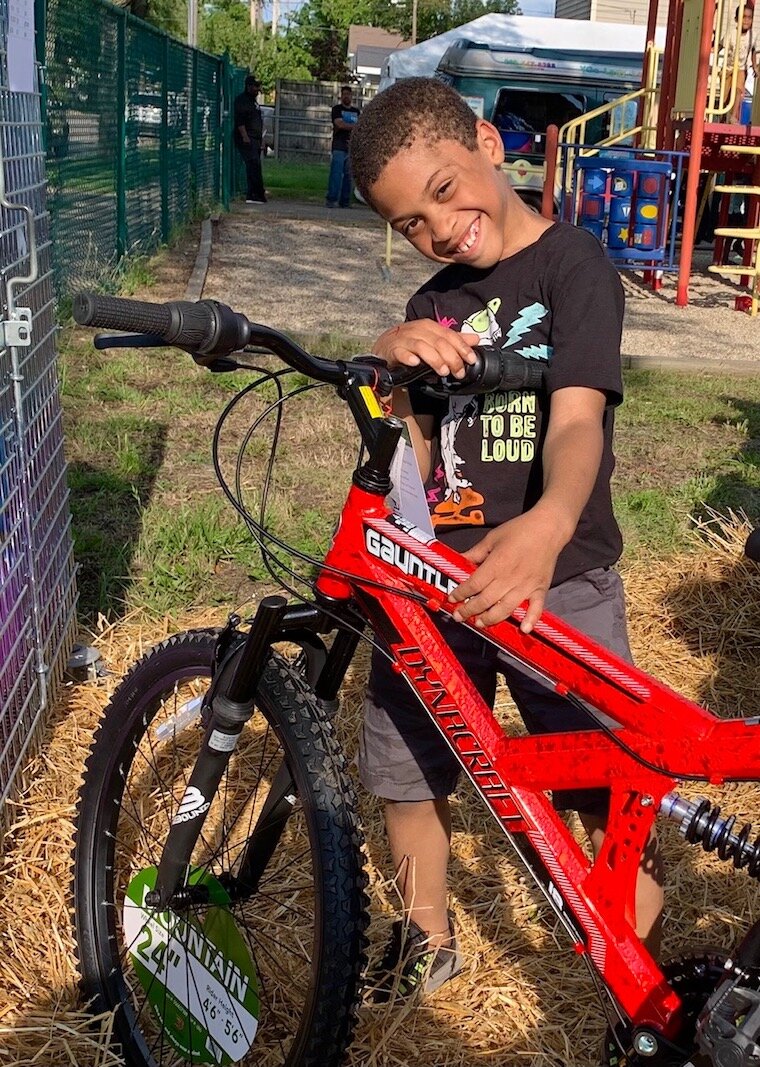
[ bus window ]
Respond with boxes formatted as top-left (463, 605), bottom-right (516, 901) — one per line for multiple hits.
top-left (601, 95), bottom-right (638, 145)
top-left (491, 89), bottom-right (587, 153)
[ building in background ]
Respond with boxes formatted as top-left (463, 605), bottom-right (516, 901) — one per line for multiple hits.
top-left (554, 0), bottom-right (666, 25)
top-left (348, 25), bottom-right (410, 86)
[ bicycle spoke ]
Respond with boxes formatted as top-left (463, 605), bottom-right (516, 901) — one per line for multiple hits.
top-left (75, 640), bottom-right (366, 1066)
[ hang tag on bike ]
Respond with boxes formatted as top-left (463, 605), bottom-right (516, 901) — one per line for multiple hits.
top-left (387, 425), bottom-right (435, 540)
top-left (124, 866), bottom-right (260, 1065)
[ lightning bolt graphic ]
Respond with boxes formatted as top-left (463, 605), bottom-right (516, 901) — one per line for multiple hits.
top-left (503, 302), bottom-right (548, 348)
top-left (515, 344), bottom-right (553, 361)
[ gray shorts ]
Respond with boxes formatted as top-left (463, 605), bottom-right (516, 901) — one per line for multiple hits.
top-left (357, 567), bottom-right (632, 817)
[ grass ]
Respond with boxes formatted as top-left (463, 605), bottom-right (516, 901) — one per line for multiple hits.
top-left (60, 326), bottom-right (359, 621)
top-left (59, 317), bottom-right (760, 625)
top-left (613, 369), bottom-right (760, 555)
top-left (261, 159), bottom-right (330, 202)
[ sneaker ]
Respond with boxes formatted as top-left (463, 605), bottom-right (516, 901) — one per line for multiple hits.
top-left (367, 917), bottom-right (463, 1003)
top-left (325, 200), bottom-right (337, 208)
top-left (246, 198), bottom-right (267, 204)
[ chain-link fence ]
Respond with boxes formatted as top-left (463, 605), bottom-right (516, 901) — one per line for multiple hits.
top-left (0, 0), bottom-right (77, 808)
top-left (38, 0), bottom-right (247, 298)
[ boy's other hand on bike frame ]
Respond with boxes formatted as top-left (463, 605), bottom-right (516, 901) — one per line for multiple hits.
top-left (449, 507), bottom-right (566, 633)
top-left (372, 319), bottom-right (481, 379)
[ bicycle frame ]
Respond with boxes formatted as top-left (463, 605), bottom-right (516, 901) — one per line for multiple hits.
top-left (314, 475), bottom-right (760, 1039)
top-left (74, 291), bottom-right (760, 1062)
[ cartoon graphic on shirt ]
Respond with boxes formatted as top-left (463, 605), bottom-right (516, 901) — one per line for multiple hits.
top-left (431, 298), bottom-right (552, 530)
top-left (433, 300), bottom-right (501, 527)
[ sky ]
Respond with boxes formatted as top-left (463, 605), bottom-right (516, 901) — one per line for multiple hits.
top-left (520, 0), bottom-right (556, 14)
top-left (519, 0), bottom-right (556, 14)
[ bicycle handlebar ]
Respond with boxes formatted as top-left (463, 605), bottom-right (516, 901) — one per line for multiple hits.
top-left (74, 292), bottom-right (261, 364)
top-left (73, 292), bottom-right (545, 396)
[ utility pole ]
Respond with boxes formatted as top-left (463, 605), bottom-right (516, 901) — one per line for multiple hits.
top-left (411, 0), bottom-right (418, 45)
top-left (187, 0), bottom-right (198, 46)
top-left (271, 0), bottom-right (280, 34)
top-left (250, 0), bottom-right (261, 30)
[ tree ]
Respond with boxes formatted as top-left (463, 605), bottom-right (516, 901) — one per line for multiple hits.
top-left (200, 0), bottom-right (314, 87)
top-left (287, 0), bottom-right (372, 81)
top-left (375, 0), bottom-right (521, 43)
top-left (118, 0), bottom-right (187, 38)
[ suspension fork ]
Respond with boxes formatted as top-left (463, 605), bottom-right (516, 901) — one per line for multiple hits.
top-left (148, 595), bottom-right (289, 910)
top-left (147, 602), bottom-right (362, 910)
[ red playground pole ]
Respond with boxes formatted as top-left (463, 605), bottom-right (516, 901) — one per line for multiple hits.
top-left (676, 0), bottom-right (716, 306)
top-left (542, 125), bottom-right (559, 220)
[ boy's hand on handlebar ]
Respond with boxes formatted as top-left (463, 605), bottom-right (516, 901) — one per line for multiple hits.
top-left (448, 512), bottom-right (564, 632)
top-left (372, 320), bottom-right (481, 380)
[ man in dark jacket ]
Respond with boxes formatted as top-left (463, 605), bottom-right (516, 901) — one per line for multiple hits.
top-left (234, 75), bottom-right (267, 204)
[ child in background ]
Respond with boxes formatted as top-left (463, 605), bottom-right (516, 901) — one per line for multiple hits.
top-left (721, 2), bottom-right (758, 121)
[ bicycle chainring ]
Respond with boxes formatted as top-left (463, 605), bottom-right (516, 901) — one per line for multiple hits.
top-left (603, 952), bottom-right (728, 1067)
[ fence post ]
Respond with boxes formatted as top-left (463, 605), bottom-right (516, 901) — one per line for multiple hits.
top-left (220, 51), bottom-right (231, 210)
top-left (191, 48), bottom-right (199, 209)
top-left (115, 8), bottom-right (128, 259)
top-left (160, 34), bottom-right (170, 242)
top-left (34, 0), bottom-right (47, 151)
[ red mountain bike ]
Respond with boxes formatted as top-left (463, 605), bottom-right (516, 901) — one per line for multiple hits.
top-left (73, 292), bottom-right (760, 1067)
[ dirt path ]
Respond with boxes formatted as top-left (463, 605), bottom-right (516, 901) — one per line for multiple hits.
top-left (202, 202), bottom-right (759, 370)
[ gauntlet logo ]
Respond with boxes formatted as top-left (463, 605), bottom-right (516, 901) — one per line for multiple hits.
top-left (364, 527), bottom-right (456, 595)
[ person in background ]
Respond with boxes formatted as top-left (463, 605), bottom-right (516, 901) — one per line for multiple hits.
top-left (234, 75), bottom-right (267, 205)
top-left (721, 2), bottom-right (758, 121)
top-left (326, 85), bottom-right (359, 209)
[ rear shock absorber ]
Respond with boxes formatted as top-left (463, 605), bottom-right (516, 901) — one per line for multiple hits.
top-left (661, 793), bottom-right (760, 878)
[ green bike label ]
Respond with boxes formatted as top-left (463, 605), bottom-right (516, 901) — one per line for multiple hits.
top-left (124, 867), bottom-right (259, 1065)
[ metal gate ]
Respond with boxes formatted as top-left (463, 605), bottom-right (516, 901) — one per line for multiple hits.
top-left (0, 0), bottom-right (77, 806)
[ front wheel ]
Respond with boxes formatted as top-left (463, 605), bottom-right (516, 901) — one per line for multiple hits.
top-left (74, 629), bottom-right (369, 1067)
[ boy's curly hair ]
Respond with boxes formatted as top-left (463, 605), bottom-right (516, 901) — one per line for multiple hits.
top-left (350, 78), bottom-right (479, 204)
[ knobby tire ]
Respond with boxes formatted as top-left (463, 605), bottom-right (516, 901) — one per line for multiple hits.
top-left (74, 630), bottom-right (369, 1067)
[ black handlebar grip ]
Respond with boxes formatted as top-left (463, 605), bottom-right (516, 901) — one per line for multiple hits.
top-left (456, 348), bottom-right (546, 394)
top-left (73, 293), bottom-right (216, 349)
top-left (73, 293), bottom-right (174, 336)
top-left (73, 293), bottom-right (228, 353)
top-left (499, 355), bottom-right (545, 392)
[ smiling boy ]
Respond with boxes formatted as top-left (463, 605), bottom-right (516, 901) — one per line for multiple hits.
top-left (349, 78), bottom-right (662, 1018)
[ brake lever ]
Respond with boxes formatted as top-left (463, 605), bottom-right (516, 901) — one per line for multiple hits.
top-left (94, 331), bottom-right (166, 349)
top-left (94, 330), bottom-right (241, 373)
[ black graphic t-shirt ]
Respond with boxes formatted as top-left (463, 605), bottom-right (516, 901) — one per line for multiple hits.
top-left (406, 222), bottom-right (624, 587)
top-left (233, 92), bottom-right (263, 146)
top-left (331, 103), bottom-right (360, 152)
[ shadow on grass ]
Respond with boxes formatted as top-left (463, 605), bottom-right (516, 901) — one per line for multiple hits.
top-left (67, 422), bottom-right (167, 623)
top-left (698, 396), bottom-right (760, 522)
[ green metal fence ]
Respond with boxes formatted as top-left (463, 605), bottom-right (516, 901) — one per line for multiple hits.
top-left (36, 0), bottom-right (247, 297)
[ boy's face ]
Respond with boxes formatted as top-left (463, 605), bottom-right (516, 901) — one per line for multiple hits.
top-left (742, 8), bottom-right (753, 29)
top-left (369, 121), bottom-right (513, 268)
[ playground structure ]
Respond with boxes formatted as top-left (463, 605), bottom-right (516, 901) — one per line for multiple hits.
top-left (543, 0), bottom-right (760, 314)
